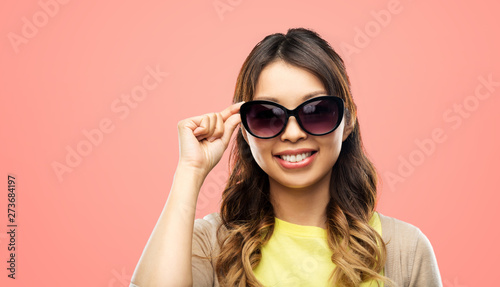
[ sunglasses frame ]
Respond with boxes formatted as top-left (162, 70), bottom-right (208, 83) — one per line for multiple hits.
top-left (240, 95), bottom-right (345, 139)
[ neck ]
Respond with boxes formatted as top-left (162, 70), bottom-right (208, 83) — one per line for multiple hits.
top-left (269, 172), bottom-right (331, 230)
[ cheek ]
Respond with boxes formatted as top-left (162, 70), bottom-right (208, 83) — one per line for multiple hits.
top-left (247, 138), bottom-right (274, 167)
top-left (320, 130), bottom-right (344, 162)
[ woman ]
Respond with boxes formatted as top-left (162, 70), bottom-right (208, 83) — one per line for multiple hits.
top-left (130, 28), bottom-right (442, 286)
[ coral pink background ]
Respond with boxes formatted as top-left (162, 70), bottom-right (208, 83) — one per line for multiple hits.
top-left (1, 1), bottom-right (499, 286)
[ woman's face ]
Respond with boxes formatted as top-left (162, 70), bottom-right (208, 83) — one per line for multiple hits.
top-left (241, 60), bottom-right (353, 189)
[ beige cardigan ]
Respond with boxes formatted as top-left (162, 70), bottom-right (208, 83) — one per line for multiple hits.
top-left (190, 212), bottom-right (443, 287)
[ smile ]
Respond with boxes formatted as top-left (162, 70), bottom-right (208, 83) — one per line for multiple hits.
top-left (274, 151), bottom-right (317, 169)
top-left (279, 152), bottom-right (313, 162)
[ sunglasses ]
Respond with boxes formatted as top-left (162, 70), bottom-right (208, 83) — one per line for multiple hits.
top-left (240, 95), bottom-right (345, 139)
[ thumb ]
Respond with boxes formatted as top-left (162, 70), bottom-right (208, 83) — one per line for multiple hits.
top-left (221, 113), bottom-right (242, 145)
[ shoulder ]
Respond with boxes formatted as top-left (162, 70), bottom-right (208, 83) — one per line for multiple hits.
top-left (377, 212), bottom-right (442, 286)
top-left (378, 212), bottom-right (435, 256)
top-left (378, 212), bottom-right (424, 269)
top-left (378, 212), bottom-right (423, 242)
top-left (193, 212), bottom-right (226, 238)
top-left (194, 212), bottom-right (223, 232)
top-left (193, 212), bottom-right (226, 255)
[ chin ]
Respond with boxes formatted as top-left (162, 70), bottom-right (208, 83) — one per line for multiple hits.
top-left (271, 174), bottom-right (318, 189)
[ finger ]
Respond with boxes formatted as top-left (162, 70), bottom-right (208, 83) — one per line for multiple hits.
top-left (208, 113), bottom-right (224, 142)
top-left (220, 101), bottom-right (245, 122)
top-left (220, 113), bottom-right (242, 145)
top-left (180, 115), bottom-right (203, 132)
top-left (193, 115), bottom-right (210, 136)
top-left (179, 116), bottom-right (207, 143)
top-left (208, 113), bottom-right (217, 138)
top-left (215, 113), bottom-right (225, 137)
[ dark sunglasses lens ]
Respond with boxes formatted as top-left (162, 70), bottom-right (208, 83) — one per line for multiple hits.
top-left (245, 104), bottom-right (286, 138)
top-left (298, 99), bottom-right (340, 134)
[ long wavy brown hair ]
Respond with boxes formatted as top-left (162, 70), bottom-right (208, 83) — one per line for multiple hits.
top-left (212, 27), bottom-right (391, 286)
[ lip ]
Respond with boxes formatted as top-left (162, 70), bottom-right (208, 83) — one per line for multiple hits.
top-left (275, 151), bottom-right (317, 169)
top-left (274, 148), bottom-right (317, 156)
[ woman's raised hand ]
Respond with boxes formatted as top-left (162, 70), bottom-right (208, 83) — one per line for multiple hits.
top-left (177, 101), bottom-right (245, 177)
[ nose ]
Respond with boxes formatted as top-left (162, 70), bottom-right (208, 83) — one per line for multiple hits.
top-left (279, 116), bottom-right (307, 142)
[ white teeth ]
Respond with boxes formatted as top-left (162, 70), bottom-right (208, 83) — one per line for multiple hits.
top-left (279, 152), bottom-right (313, 163)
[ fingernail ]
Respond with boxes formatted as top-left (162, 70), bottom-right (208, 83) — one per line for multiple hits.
top-left (207, 137), bottom-right (216, 142)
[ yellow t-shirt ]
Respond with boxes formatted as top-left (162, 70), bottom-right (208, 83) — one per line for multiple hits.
top-left (252, 212), bottom-right (383, 286)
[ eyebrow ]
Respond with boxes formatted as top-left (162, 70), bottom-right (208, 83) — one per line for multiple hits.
top-left (254, 90), bottom-right (327, 102)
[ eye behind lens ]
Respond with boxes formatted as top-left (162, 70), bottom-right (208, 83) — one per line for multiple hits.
top-left (244, 102), bottom-right (286, 138)
top-left (298, 98), bottom-right (341, 135)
